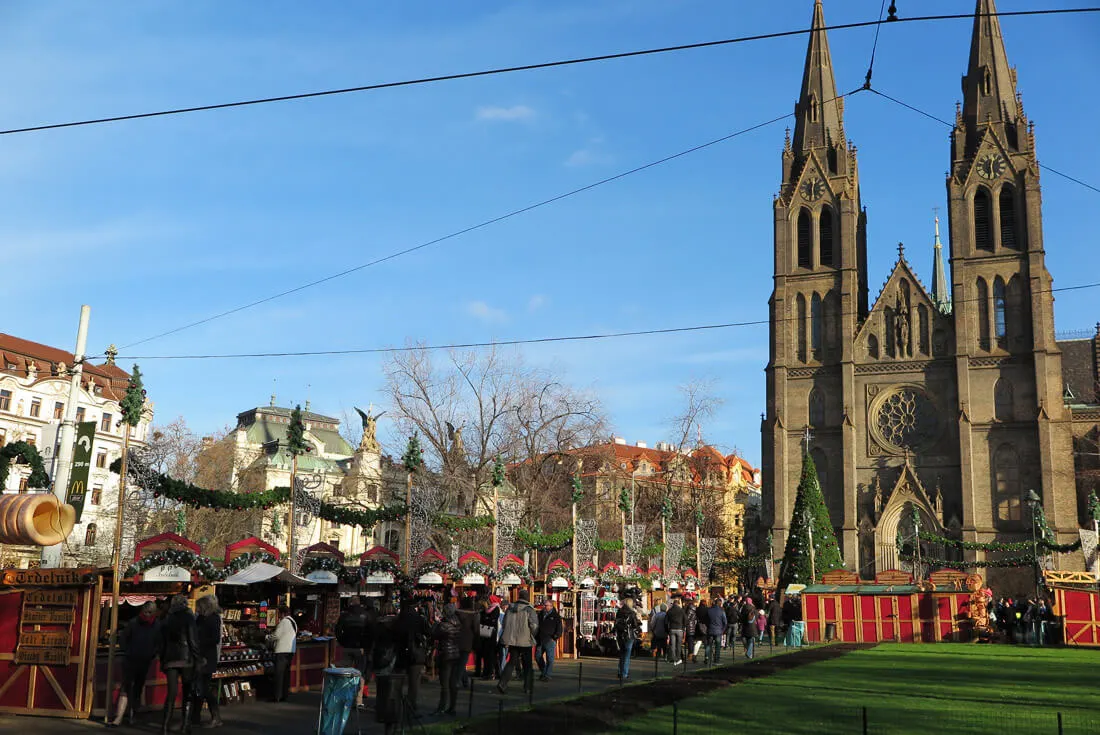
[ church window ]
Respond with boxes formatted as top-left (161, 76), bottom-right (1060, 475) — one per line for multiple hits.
top-left (1007, 275), bottom-right (1028, 346)
top-left (982, 67), bottom-right (992, 95)
top-left (797, 293), bottom-right (808, 362)
top-left (917, 305), bottom-right (930, 355)
top-left (994, 379), bottom-right (1014, 422)
top-left (384, 529), bottom-right (401, 552)
top-left (85, 523), bottom-right (97, 547)
top-left (867, 334), bottom-right (879, 359)
top-left (797, 209), bottom-right (812, 268)
top-left (808, 388), bottom-right (825, 427)
top-left (974, 188), bottom-right (993, 251)
top-left (993, 444), bottom-right (1022, 525)
top-left (827, 146), bottom-right (838, 174)
top-left (811, 293), bottom-right (823, 360)
top-left (993, 277), bottom-right (1007, 349)
top-left (809, 93), bottom-right (819, 122)
top-left (976, 278), bottom-right (991, 351)
top-left (819, 207), bottom-right (834, 266)
top-left (999, 185), bottom-right (1018, 250)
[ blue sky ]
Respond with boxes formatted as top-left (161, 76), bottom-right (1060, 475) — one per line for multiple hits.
top-left (3, 1), bottom-right (1098, 465)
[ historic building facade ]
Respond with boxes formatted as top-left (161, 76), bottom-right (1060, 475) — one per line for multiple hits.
top-left (763, 0), bottom-right (1095, 583)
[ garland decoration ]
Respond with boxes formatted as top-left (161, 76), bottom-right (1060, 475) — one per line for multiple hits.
top-left (434, 514), bottom-right (495, 532)
top-left (119, 364), bottom-right (146, 427)
top-left (571, 474), bottom-right (584, 505)
top-left (411, 557), bottom-right (456, 580)
top-left (594, 538), bottom-right (624, 552)
top-left (287, 405), bottom-right (309, 456)
top-left (694, 507), bottom-right (705, 529)
top-left (901, 551), bottom-right (1038, 570)
top-left (637, 541), bottom-right (665, 558)
top-left (124, 549), bottom-right (221, 582)
top-left (618, 487), bottom-right (631, 515)
top-left (456, 559), bottom-right (495, 580)
top-left (321, 501), bottom-right (407, 529)
top-left (1089, 491), bottom-right (1100, 523)
top-left (360, 557), bottom-right (404, 581)
top-left (299, 556), bottom-right (359, 584)
top-left (224, 551), bottom-right (278, 577)
top-left (714, 552), bottom-right (773, 570)
top-left (659, 496), bottom-right (674, 522)
top-left (402, 433), bottom-right (424, 473)
top-left (917, 530), bottom-right (1081, 554)
top-left (0, 441), bottom-right (50, 491)
top-left (515, 527), bottom-right (573, 552)
top-left (491, 456), bottom-right (506, 488)
top-left (497, 561), bottom-right (533, 584)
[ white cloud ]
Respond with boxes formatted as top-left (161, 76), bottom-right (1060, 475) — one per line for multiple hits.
top-left (466, 300), bottom-right (508, 323)
top-left (564, 148), bottom-right (611, 167)
top-left (476, 105), bottom-right (535, 122)
top-left (528, 294), bottom-right (548, 311)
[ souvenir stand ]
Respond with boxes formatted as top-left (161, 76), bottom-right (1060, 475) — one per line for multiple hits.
top-left (0, 567), bottom-right (102, 720)
top-left (93, 533), bottom-right (211, 718)
top-left (1045, 570), bottom-right (1100, 647)
top-left (544, 559), bottom-right (576, 658)
top-left (216, 537), bottom-right (330, 699)
top-left (644, 565), bottom-right (666, 611)
top-left (454, 551), bottom-right (493, 599)
top-left (358, 546), bottom-right (402, 604)
top-left (800, 569), bottom-right (979, 643)
top-left (297, 543), bottom-right (347, 637)
top-left (496, 554), bottom-right (533, 602)
top-left (409, 548), bottom-right (452, 612)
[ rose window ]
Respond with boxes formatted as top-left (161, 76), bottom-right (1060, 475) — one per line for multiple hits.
top-left (872, 387), bottom-right (939, 452)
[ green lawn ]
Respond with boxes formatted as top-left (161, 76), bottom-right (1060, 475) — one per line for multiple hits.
top-left (612, 644), bottom-right (1100, 734)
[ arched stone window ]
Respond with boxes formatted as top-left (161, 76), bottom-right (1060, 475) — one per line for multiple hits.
top-left (797, 208), bottom-right (812, 268)
top-left (808, 388), bottom-right (825, 427)
top-left (85, 523), bottom-right (97, 547)
top-left (797, 293), bottom-right (808, 362)
top-left (993, 444), bottom-right (1022, 525)
top-left (811, 293), bottom-right (823, 359)
top-left (824, 290), bottom-right (840, 354)
top-left (1007, 275), bottom-right (1028, 346)
top-left (977, 278), bottom-right (991, 351)
top-left (993, 277), bottom-right (1007, 349)
top-left (974, 187), bottom-right (994, 251)
top-left (999, 185), bottom-right (1018, 250)
top-left (819, 207), bottom-right (835, 267)
top-left (867, 334), bottom-right (880, 359)
top-left (917, 304), bottom-right (930, 355)
top-left (994, 378), bottom-right (1014, 422)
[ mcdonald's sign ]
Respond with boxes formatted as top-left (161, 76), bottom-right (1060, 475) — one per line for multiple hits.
top-left (68, 421), bottom-right (96, 523)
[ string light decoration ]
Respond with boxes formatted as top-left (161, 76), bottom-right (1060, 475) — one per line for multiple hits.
top-left (409, 484), bottom-right (441, 559)
top-left (698, 537), bottom-right (720, 583)
top-left (574, 519), bottom-right (598, 570)
top-left (625, 524), bottom-right (647, 568)
top-left (494, 497), bottom-right (522, 568)
top-left (664, 533), bottom-right (685, 576)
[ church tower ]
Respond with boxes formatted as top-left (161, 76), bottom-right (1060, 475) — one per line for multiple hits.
top-left (946, 0), bottom-right (1077, 547)
top-left (763, 0), bottom-right (867, 562)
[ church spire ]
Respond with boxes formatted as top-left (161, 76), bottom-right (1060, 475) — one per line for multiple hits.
top-left (931, 215), bottom-right (951, 314)
top-left (791, 0), bottom-right (844, 159)
top-left (961, 0), bottom-right (1018, 131)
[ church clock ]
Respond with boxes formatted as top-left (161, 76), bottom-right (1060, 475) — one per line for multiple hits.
top-left (800, 177), bottom-right (825, 201)
top-left (976, 153), bottom-right (1006, 180)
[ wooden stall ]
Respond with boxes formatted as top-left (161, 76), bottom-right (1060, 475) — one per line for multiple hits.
top-left (1046, 570), bottom-right (1100, 647)
top-left (0, 567), bottom-right (102, 720)
top-left (544, 559), bottom-right (576, 659)
top-left (802, 569), bottom-right (977, 644)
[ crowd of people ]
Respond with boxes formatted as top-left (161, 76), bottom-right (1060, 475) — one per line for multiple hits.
top-left (989, 596), bottom-right (1057, 644)
top-left (334, 588), bottom-right (564, 734)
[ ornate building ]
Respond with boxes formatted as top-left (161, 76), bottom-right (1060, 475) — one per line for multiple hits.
top-left (762, 0), bottom-right (1095, 585)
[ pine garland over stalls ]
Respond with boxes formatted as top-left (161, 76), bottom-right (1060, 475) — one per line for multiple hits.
top-left (0, 441), bottom-right (50, 490)
top-left (778, 453), bottom-right (844, 588)
top-left (124, 549), bottom-right (221, 582)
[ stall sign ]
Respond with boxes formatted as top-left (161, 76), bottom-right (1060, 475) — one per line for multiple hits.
top-left (579, 576), bottom-right (595, 587)
top-left (25, 590), bottom-right (80, 606)
top-left (22, 608), bottom-right (75, 625)
top-left (461, 573), bottom-right (486, 585)
top-left (143, 565), bottom-right (191, 582)
top-left (668, 581), bottom-right (680, 590)
top-left (366, 573), bottom-right (395, 585)
top-left (549, 577), bottom-right (570, 589)
top-left (652, 580), bottom-right (662, 590)
top-left (685, 580), bottom-right (696, 591)
top-left (500, 573), bottom-right (522, 586)
top-left (306, 570), bottom-right (339, 584)
top-left (418, 572), bottom-right (444, 585)
top-left (2, 568), bottom-right (92, 586)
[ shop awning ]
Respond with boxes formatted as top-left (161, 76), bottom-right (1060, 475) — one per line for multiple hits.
top-left (220, 562), bottom-right (313, 587)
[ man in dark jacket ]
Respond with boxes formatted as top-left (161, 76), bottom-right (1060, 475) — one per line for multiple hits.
top-left (497, 590), bottom-right (539, 694)
top-left (704, 597), bottom-right (728, 665)
top-left (336, 597), bottom-right (370, 690)
top-left (740, 597), bottom-right (757, 659)
top-left (767, 595), bottom-right (783, 646)
top-left (535, 599), bottom-right (563, 681)
top-left (395, 597), bottom-right (432, 712)
top-left (723, 596), bottom-right (740, 651)
top-left (455, 595), bottom-right (480, 688)
top-left (111, 602), bottom-right (161, 727)
top-left (159, 595), bottom-right (201, 734)
top-left (665, 597), bottom-right (685, 664)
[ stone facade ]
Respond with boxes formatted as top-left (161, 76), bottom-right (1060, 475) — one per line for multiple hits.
top-left (763, 0), bottom-right (1092, 584)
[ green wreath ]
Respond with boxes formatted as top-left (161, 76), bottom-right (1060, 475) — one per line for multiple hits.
top-left (124, 549), bottom-right (221, 582)
top-left (224, 551), bottom-right (279, 576)
top-left (456, 559), bottom-right (495, 580)
top-left (435, 514), bottom-right (495, 532)
top-left (0, 441), bottom-right (50, 491)
top-left (497, 561), bottom-right (533, 584)
top-left (411, 558), bottom-right (456, 580)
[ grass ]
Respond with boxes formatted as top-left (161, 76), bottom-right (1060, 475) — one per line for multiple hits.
top-left (611, 644), bottom-right (1100, 734)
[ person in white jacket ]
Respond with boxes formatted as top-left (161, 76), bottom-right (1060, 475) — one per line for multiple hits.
top-left (268, 606), bottom-right (298, 702)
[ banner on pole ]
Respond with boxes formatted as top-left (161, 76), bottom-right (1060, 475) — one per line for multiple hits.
top-left (67, 421), bottom-right (96, 523)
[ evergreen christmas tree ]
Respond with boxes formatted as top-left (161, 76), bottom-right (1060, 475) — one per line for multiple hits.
top-left (119, 364), bottom-right (146, 427)
top-left (286, 405), bottom-right (308, 456)
top-left (402, 432), bottom-right (424, 473)
top-left (778, 453), bottom-right (844, 588)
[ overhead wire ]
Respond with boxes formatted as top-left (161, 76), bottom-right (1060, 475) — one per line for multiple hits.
top-left (866, 88), bottom-right (1100, 195)
top-left (1, 7), bottom-right (1097, 137)
top-left (112, 280), bottom-right (1100, 361)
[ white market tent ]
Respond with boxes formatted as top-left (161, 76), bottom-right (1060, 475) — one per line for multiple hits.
top-left (220, 562), bottom-right (313, 587)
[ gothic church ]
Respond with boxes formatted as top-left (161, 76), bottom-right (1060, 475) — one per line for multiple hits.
top-left (762, 0), bottom-right (1097, 585)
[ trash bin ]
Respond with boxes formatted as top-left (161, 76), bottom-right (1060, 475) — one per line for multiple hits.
top-left (317, 667), bottom-right (361, 735)
top-left (824, 622), bottom-right (836, 642)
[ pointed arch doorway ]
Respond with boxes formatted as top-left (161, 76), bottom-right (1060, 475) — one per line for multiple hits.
top-left (873, 462), bottom-right (945, 576)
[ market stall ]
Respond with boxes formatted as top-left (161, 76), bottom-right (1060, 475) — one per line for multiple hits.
top-left (297, 543), bottom-right (346, 636)
top-left (1045, 570), bottom-right (1100, 647)
top-left (543, 559), bottom-right (576, 658)
top-left (496, 554), bottom-right (533, 601)
top-left (358, 546), bottom-right (402, 603)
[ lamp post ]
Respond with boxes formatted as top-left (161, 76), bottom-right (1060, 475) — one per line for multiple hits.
top-left (1026, 488), bottom-right (1044, 645)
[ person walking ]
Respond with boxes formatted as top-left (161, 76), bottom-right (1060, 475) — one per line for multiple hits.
top-left (683, 598), bottom-right (698, 663)
top-left (335, 597), bottom-right (370, 707)
top-left (158, 594), bottom-right (201, 735)
top-left (432, 603), bottom-right (461, 715)
top-left (371, 601), bottom-right (402, 735)
top-left (455, 595), bottom-right (480, 688)
top-left (268, 606), bottom-right (298, 703)
top-left (496, 600), bottom-right (510, 677)
top-left (109, 602), bottom-right (160, 728)
top-left (192, 595), bottom-right (223, 729)
top-left (497, 591), bottom-right (538, 694)
top-left (704, 596), bottom-right (727, 665)
top-left (665, 597), bottom-right (685, 665)
top-left (755, 607), bottom-right (768, 644)
top-left (613, 598), bottom-right (642, 681)
top-left (477, 597), bottom-right (501, 680)
top-left (767, 594), bottom-right (783, 646)
top-left (649, 604), bottom-right (668, 661)
top-left (535, 599), bottom-right (563, 681)
top-left (694, 599), bottom-right (710, 663)
top-left (395, 596), bottom-right (432, 713)
top-left (723, 596), bottom-right (739, 651)
top-left (740, 597), bottom-right (757, 659)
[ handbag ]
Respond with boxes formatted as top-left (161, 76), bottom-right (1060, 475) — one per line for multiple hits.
top-left (692, 640), bottom-right (703, 657)
top-left (479, 624), bottom-right (494, 639)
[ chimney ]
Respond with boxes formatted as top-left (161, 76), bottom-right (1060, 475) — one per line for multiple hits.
top-left (635, 441), bottom-right (647, 449)
top-left (612, 436), bottom-right (626, 445)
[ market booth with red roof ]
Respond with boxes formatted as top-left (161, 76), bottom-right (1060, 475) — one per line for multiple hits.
top-left (1045, 570), bottom-right (1100, 646)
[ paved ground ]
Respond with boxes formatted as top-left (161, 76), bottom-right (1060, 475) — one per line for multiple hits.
top-left (0, 641), bottom-right (791, 734)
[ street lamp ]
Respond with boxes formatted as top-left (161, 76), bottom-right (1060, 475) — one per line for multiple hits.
top-left (1025, 488), bottom-right (1043, 645)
